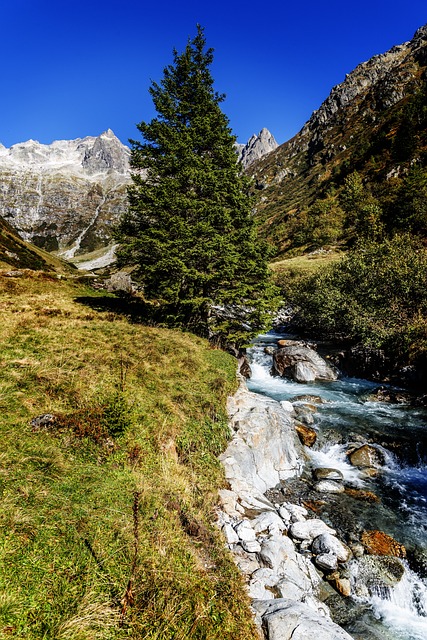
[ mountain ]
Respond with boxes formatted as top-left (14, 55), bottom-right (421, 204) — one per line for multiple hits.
top-left (0, 130), bottom-right (130, 260)
top-left (249, 25), bottom-right (427, 255)
top-left (1, 128), bottom-right (276, 265)
top-left (236, 128), bottom-right (278, 168)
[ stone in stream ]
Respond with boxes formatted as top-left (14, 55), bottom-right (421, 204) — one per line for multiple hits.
top-left (361, 529), bottom-right (406, 558)
top-left (295, 422), bottom-right (317, 447)
top-left (314, 468), bottom-right (344, 482)
top-left (314, 480), bottom-right (346, 494)
top-left (312, 533), bottom-right (352, 563)
top-left (291, 394), bottom-right (327, 404)
top-left (350, 555), bottom-right (405, 598)
top-left (348, 444), bottom-right (385, 469)
top-left (293, 405), bottom-right (316, 425)
top-left (273, 343), bottom-right (338, 383)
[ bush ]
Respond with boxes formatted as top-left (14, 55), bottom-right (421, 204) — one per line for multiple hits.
top-left (285, 235), bottom-right (427, 365)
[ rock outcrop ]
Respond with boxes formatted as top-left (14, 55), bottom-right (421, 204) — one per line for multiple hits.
top-left (248, 24), bottom-right (427, 252)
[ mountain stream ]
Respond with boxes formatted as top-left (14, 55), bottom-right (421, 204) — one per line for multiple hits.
top-left (247, 333), bottom-right (427, 640)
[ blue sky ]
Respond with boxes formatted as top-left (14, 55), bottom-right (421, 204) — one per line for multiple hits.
top-left (1, 1), bottom-right (426, 148)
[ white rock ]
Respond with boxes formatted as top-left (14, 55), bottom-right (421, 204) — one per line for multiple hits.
top-left (259, 536), bottom-right (298, 571)
top-left (283, 502), bottom-right (308, 523)
top-left (289, 519), bottom-right (336, 542)
top-left (222, 522), bottom-right (239, 545)
top-left (252, 511), bottom-right (286, 535)
top-left (312, 533), bottom-right (352, 563)
top-left (221, 385), bottom-right (303, 503)
top-left (261, 600), bottom-right (354, 640)
top-left (248, 567), bottom-right (281, 599)
top-left (241, 539), bottom-right (262, 553)
top-left (315, 552), bottom-right (339, 572)
top-left (234, 519), bottom-right (256, 542)
top-left (278, 505), bottom-right (292, 525)
top-left (314, 480), bottom-right (345, 494)
top-left (280, 400), bottom-right (295, 414)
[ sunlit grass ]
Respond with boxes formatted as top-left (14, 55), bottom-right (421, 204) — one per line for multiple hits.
top-left (0, 270), bottom-right (257, 639)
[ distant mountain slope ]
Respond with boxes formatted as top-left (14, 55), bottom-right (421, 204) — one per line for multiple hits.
top-left (249, 25), bottom-right (427, 255)
top-left (1, 128), bottom-right (276, 264)
top-left (0, 130), bottom-right (130, 259)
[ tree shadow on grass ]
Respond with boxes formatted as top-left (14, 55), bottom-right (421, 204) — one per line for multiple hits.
top-left (74, 294), bottom-right (160, 326)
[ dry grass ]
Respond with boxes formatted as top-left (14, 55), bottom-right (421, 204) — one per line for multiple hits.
top-left (0, 270), bottom-right (257, 639)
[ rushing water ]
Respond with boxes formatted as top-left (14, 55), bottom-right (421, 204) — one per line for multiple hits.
top-left (247, 332), bottom-right (427, 640)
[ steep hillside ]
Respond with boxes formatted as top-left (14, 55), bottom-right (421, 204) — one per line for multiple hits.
top-left (0, 215), bottom-right (75, 272)
top-left (249, 25), bottom-right (427, 255)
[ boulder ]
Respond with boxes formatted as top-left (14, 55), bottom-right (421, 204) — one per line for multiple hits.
top-left (348, 444), bottom-right (385, 469)
top-left (289, 519), bottom-right (335, 542)
top-left (252, 511), bottom-right (286, 535)
top-left (361, 530), bottom-right (406, 557)
top-left (295, 423), bottom-right (317, 447)
top-left (273, 344), bottom-right (338, 383)
top-left (313, 468), bottom-right (344, 482)
top-left (221, 384), bottom-right (302, 506)
top-left (260, 600), bottom-right (354, 640)
top-left (312, 533), bottom-right (352, 563)
top-left (315, 553), bottom-right (339, 572)
top-left (350, 555), bottom-right (405, 598)
top-left (314, 480), bottom-right (345, 494)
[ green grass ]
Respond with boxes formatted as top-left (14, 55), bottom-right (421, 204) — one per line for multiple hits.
top-left (270, 250), bottom-right (342, 284)
top-left (0, 270), bottom-right (257, 639)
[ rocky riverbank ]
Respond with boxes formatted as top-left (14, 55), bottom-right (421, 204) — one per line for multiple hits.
top-left (218, 378), bottom-right (355, 639)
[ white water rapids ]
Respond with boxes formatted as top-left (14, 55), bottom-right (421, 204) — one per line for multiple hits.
top-left (247, 333), bottom-right (427, 640)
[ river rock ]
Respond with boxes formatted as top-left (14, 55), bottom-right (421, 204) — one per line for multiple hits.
top-left (314, 480), bottom-right (345, 494)
top-left (289, 518), bottom-right (335, 542)
top-left (293, 405), bottom-right (316, 425)
top-left (344, 488), bottom-right (380, 503)
top-left (221, 383), bottom-right (302, 513)
top-left (333, 577), bottom-right (351, 597)
top-left (350, 555), bottom-right (405, 598)
top-left (361, 529), bottom-right (406, 557)
top-left (291, 394), bottom-right (326, 404)
top-left (348, 444), bottom-right (385, 469)
top-left (315, 553), bottom-right (339, 572)
top-left (312, 533), bottom-right (352, 562)
top-left (295, 423), bottom-right (317, 447)
top-left (259, 600), bottom-right (354, 640)
top-left (282, 502), bottom-right (308, 523)
top-left (252, 511), bottom-right (286, 535)
top-left (273, 344), bottom-right (338, 383)
top-left (314, 468), bottom-right (344, 482)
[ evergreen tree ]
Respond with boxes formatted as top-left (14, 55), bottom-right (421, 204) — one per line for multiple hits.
top-left (115, 26), bottom-right (276, 345)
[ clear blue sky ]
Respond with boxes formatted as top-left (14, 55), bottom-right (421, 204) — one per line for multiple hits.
top-left (1, 1), bottom-right (426, 148)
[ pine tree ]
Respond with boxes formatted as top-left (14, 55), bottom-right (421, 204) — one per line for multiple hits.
top-left (115, 26), bottom-right (277, 345)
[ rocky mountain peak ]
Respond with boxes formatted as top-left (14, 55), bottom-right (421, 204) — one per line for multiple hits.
top-left (237, 128), bottom-right (278, 168)
top-left (82, 130), bottom-right (129, 174)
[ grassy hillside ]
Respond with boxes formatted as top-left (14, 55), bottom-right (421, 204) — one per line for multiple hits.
top-left (0, 216), bottom-right (75, 272)
top-left (0, 270), bottom-right (257, 639)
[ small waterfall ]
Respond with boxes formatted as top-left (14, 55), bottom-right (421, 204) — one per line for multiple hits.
top-left (368, 564), bottom-right (427, 640)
